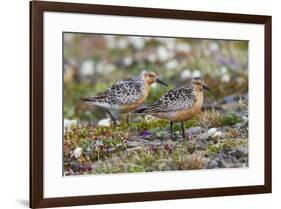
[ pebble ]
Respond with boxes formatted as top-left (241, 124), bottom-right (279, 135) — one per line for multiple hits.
top-left (188, 126), bottom-right (202, 135)
top-left (70, 162), bottom-right (80, 171)
top-left (207, 128), bottom-right (217, 136)
top-left (98, 118), bottom-right (111, 127)
top-left (212, 131), bottom-right (224, 138)
top-left (127, 141), bottom-right (142, 148)
top-left (91, 160), bottom-right (103, 170)
top-left (71, 147), bottom-right (82, 158)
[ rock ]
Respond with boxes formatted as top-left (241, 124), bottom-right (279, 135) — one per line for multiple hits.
top-left (107, 147), bottom-right (115, 152)
top-left (207, 128), bottom-right (217, 135)
top-left (212, 131), bottom-right (225, 138)
top-left (221, 103), bottom-right (241, 111)
top-left (230, 146), bottom-right (248, 159)
top-left (235, 120), bottom-right (248, 129)
top-left (70, 162), bottom-right (80, 171)
top-left (71, 147), bottom-right (82, 158)
top-left (91, 160), bottom-right (103, 170)
top-left (126, 141), bottom-right (142, 148)
top-left (98, 118), bottom-right (111, 127)
top-left (147, 140), bottom-right (162, 146)
top-left (126, 147), bottom-right (142, 153)
top-left (206, 143), bottom-right (248, 169)
top-left (197, 132), bottom-right (212, 141)
top-left (187, 126), bottom-right (203, 135)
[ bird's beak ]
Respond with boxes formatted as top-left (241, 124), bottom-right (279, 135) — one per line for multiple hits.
top-left (156, 78), bottom-right (168, 86)
top-left (203, 84), bottom-right (215, 96)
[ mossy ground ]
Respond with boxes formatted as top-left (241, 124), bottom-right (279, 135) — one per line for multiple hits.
top-left (64, 110), bottom-right (248, 175)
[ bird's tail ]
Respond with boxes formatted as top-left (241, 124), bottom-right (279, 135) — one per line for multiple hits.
top-left (133, 107), bottom-right (147, 113)
top-left (80, 97), bottom-right (99, 102)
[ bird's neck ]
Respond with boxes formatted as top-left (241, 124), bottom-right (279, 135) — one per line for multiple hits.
top-left (195, 90), bottom-right (204, 108)
top-left (144, 81), bottom-right (152, 92)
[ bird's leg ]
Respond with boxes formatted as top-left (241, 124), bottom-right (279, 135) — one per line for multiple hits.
top-left (181, 122), bottom-right (186, 139)
top-left (170, 121), bottom-right (174, 138)
top-left (126, 113), bottom-right (130, 127)
top-left (105, 109), bottom-right (117, 127)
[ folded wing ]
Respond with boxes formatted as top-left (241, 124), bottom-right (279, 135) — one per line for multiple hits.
top-left (144, 86), bottom-right (195, 113)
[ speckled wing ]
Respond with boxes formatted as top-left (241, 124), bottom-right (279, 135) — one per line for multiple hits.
top-left (144, 86), bottom-right (195, 113)
top-left (83, 77), bottom-right (144, 108)
top-left (106, 77), bottom-right (144, 105)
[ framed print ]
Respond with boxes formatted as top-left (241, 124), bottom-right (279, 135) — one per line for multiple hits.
top-left (30, 1), bottom-right (272, 208)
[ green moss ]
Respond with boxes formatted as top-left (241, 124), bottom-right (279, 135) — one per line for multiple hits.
top-left (131, 119), bottom-right (168, 131)
top-left (220, 112), bottom-right (242, 126)
top-left (206, 138), bottom-right (247, 156)
top-left (185, 118), bottom-right (200, 128)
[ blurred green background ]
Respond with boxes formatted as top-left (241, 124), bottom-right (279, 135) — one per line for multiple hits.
top-left (63, 33), bottom-right (248, 121)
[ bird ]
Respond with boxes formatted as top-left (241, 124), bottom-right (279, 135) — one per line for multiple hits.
top-left (135, 77), bottom-right (214, 138)
top-left (80, 70), bottom-right (168, 126)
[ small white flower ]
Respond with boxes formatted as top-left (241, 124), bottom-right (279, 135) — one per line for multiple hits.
top-left (157, 46), bottom-right (171, 62)
top-left (147, 53), bottom-right (157, 63)
top-left (72, 147), bottom-right (82, 159)
top-left (80, 60), bottom-right (95, 76)
top-left (104, 64), bottom-right (115, 74)
top-left (128, 37), bottom-right (145, 50)
top-left (123, 57), bottom-right (133, 66)
top-left (181, 69), bottom-right (192, 79)
top-left (192, 70), bottom-right (201, 78)
top-left (95, 63), bottom-right (115, 74)
top-left (106, 35), bottom-right (117, 49)
top-left (165, 59), bottom-right (178, 70)
top-left (176, 43), bottom-right (191, 52)
top-left (209, 42), bottom-right (220, 52)
top-left (220, 66), bottom-right (228, 75)
top-left (165, 39), bottom-right (176, 51)
top-left (95, 63), bottom-right (104, 73)
top-left (221, 74), bottom-right (230, 82)
top-left (117, 38), bottom-right (129, 49)
top-left (98, 118), bottom-right (111, 127)
top-left (64, 119), bottom-right (77, 128)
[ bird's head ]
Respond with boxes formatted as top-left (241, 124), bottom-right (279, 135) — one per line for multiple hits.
top-left (191, 77), bottom-right (214, 95)
top-left (141, 70), bottom-right (168, 87)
